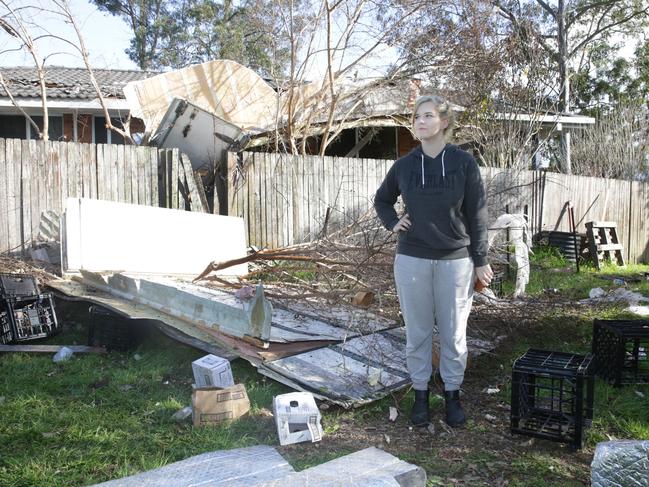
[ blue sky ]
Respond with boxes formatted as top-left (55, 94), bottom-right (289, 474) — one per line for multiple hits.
top-left (1, 0), bottom-right (138, 70)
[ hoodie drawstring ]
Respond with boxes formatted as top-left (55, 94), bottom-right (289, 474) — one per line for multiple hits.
top-left (421, 154), bottom-right (424, 188)
top-left (441, 149), bottom-right (446, 179)
top-left (421, 149), bottom-right (446, 188)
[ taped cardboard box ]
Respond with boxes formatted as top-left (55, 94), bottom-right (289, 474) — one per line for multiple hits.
top-left (192, 384), bottom-right (250, 427)
top-left (192, 354), bottom-right (235, 388)
top-left (273, 392), bottom-right (323, 446)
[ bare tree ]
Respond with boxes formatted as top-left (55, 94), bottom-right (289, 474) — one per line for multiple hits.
top-left (490, 0), bottom-right (649, 173)
top-left (0, 0), bottom-right (133, 143)
top-left (265, 0), bottom-right (423, 155)
top-left (571, 101), bottom-right (649, 180)
top-left (1, 0), bottom-right (49, 139)
top-left (53, 0), bottom-right (133, 143)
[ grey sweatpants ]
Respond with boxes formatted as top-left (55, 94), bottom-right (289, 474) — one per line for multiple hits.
top-left (394, 254), bottom-right (474, 392)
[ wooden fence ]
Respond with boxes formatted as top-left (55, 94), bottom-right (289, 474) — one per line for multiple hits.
top-left (228, 151), bottom-right (649, 263)
top-left (0, 138), bottom-right (183, 255)
top-left (3, 140), bottom-right (648, 264)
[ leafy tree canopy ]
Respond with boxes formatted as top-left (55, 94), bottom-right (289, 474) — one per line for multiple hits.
top-left (91, 0), bottom-right (291, 75)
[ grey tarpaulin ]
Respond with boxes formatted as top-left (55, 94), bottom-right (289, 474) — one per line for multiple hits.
top-left (591, 440), bottom-right (649, 487)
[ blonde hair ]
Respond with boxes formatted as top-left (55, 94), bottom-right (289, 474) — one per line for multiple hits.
top-left (411, 95), bottom-right (455, 138)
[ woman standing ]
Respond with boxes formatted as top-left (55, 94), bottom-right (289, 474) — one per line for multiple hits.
top-left (374, 95), bottom-right (492, 427)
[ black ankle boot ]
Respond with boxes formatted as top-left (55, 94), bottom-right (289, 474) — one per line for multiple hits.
top-left (411, 389), bottom-right (430, 426)
top-left (444, 390), bottom-right (466, 427)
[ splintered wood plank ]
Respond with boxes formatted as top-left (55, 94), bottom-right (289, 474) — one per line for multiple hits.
top-left (95, 143), bottom-right (105, 200)
top-left (0, 138), bottom-right (8, 252)
top-left (149, 147), bottom-right (158, 207)
top-left (114, 143), bottom-right (125, 202)
top-left (49, 141), bottom-right (62, 214)
top-left (20, 140), bottom-right (32, 250)
top-left (156, 149), bottom-right (167, 208)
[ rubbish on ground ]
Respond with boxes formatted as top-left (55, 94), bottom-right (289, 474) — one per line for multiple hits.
top-left (485, 414), bottom-right (498, 422)
top-left (192, 354), bottom-right (234, 388)
top-left (589, 288), bottom-right (607, 299)
top-left (628, 306), bottom-right (649, 316)
top-left (52, 346), bottom-right (74, 363)
top-left (584, 288), bottom-right (649, 317)
top-left (389, 406), bottom-right (398, 422)
top-left (192, 384), bottom-right (250, 427)
top-left (484, 387), bottom-right (501, 394)
top-left (0, 273), bottom-right (60, 344)
top-left (273, 392), bottom-right (323, 446)
top-left (171, 406), bottom-right (193, 421)
top-left (351, 291), bottom-right (374, 308)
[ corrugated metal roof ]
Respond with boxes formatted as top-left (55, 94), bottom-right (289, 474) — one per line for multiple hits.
top-left (0, 66), bottom-right (157, 100)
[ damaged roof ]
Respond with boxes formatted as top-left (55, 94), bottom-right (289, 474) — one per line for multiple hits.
top-left (0, 66), bottom-right (157, 100)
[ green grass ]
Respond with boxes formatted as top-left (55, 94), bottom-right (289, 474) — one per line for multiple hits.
top-left (2, 255), bottom-right (649, 486)
top-left (501, 245), bottom-right (649, 299)
top-left (0, 321), bottom-right (291, 487)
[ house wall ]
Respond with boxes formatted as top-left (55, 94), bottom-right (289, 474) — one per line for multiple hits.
top-left (0, 112), bottom-right (144, 144)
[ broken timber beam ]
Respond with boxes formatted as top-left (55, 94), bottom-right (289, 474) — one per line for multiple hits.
top-left (77, 271), bottom-right (273, 341)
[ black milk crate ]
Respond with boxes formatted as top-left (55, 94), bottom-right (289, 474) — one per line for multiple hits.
top-left (88, 306), bottom-right (140, 351)
top-left (511, 349), bottom-right (594, 450)
top-left (0, 295), bottom-right (60, 344)
top-left (0, 273), bottom-right (39, 298)
top-left (0, 274), bottom-right (60, 344)
top-left (592, 319), bottom-right (649, 386)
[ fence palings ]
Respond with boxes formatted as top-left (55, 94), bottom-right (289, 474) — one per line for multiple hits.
top-left (0, 138), bottom-right (182, 255)
top-left (228, 151), bottom-right (649, 264)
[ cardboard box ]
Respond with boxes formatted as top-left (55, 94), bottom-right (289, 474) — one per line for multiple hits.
top-left (192, 354), bottom-right (234, 388)
top-left (273, 392), bottom-right (323, 446)
top-left (192, 384), bottom-right (250, 427)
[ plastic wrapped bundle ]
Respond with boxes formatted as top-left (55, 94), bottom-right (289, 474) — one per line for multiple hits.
top-left (591, 440), bottom-right (649, 486)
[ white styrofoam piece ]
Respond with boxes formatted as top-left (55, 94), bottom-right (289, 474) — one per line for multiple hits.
top-left (61, 198), bottom-right (247, 276)
top-left (192, 354), bottom-right (235, 388)
top-left (273, 392), bottom-right (323, 446)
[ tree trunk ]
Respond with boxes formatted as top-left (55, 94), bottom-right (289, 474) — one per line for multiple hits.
top-left (557, 0), bottom-right (571, 174)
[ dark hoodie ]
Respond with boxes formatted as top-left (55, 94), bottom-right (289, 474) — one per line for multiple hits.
top-left (374, 144), bottom-right (489, 267)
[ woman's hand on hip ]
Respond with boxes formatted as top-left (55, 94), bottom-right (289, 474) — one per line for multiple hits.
top-left (475, 264), bottom-right (493, 286)
top-left (392, 214), bottom-right (411, 232)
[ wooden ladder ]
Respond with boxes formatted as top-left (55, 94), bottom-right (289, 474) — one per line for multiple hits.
top-left (585, 221), bottom-right (625, 270)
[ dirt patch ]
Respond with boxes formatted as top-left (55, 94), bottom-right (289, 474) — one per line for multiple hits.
top-left (280, 300), bottom-right (597, 485)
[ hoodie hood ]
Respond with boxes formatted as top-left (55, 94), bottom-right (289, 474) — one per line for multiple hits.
top-left (410, 144), bottom-right (454, 188)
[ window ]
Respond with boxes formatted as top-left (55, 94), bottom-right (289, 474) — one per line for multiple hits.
top-left (94, 116), bottom-right (126, 144)
top-left (28, 115), bottom-right (64, 140)
top-left (0, 115), bottom-right (27, 139)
